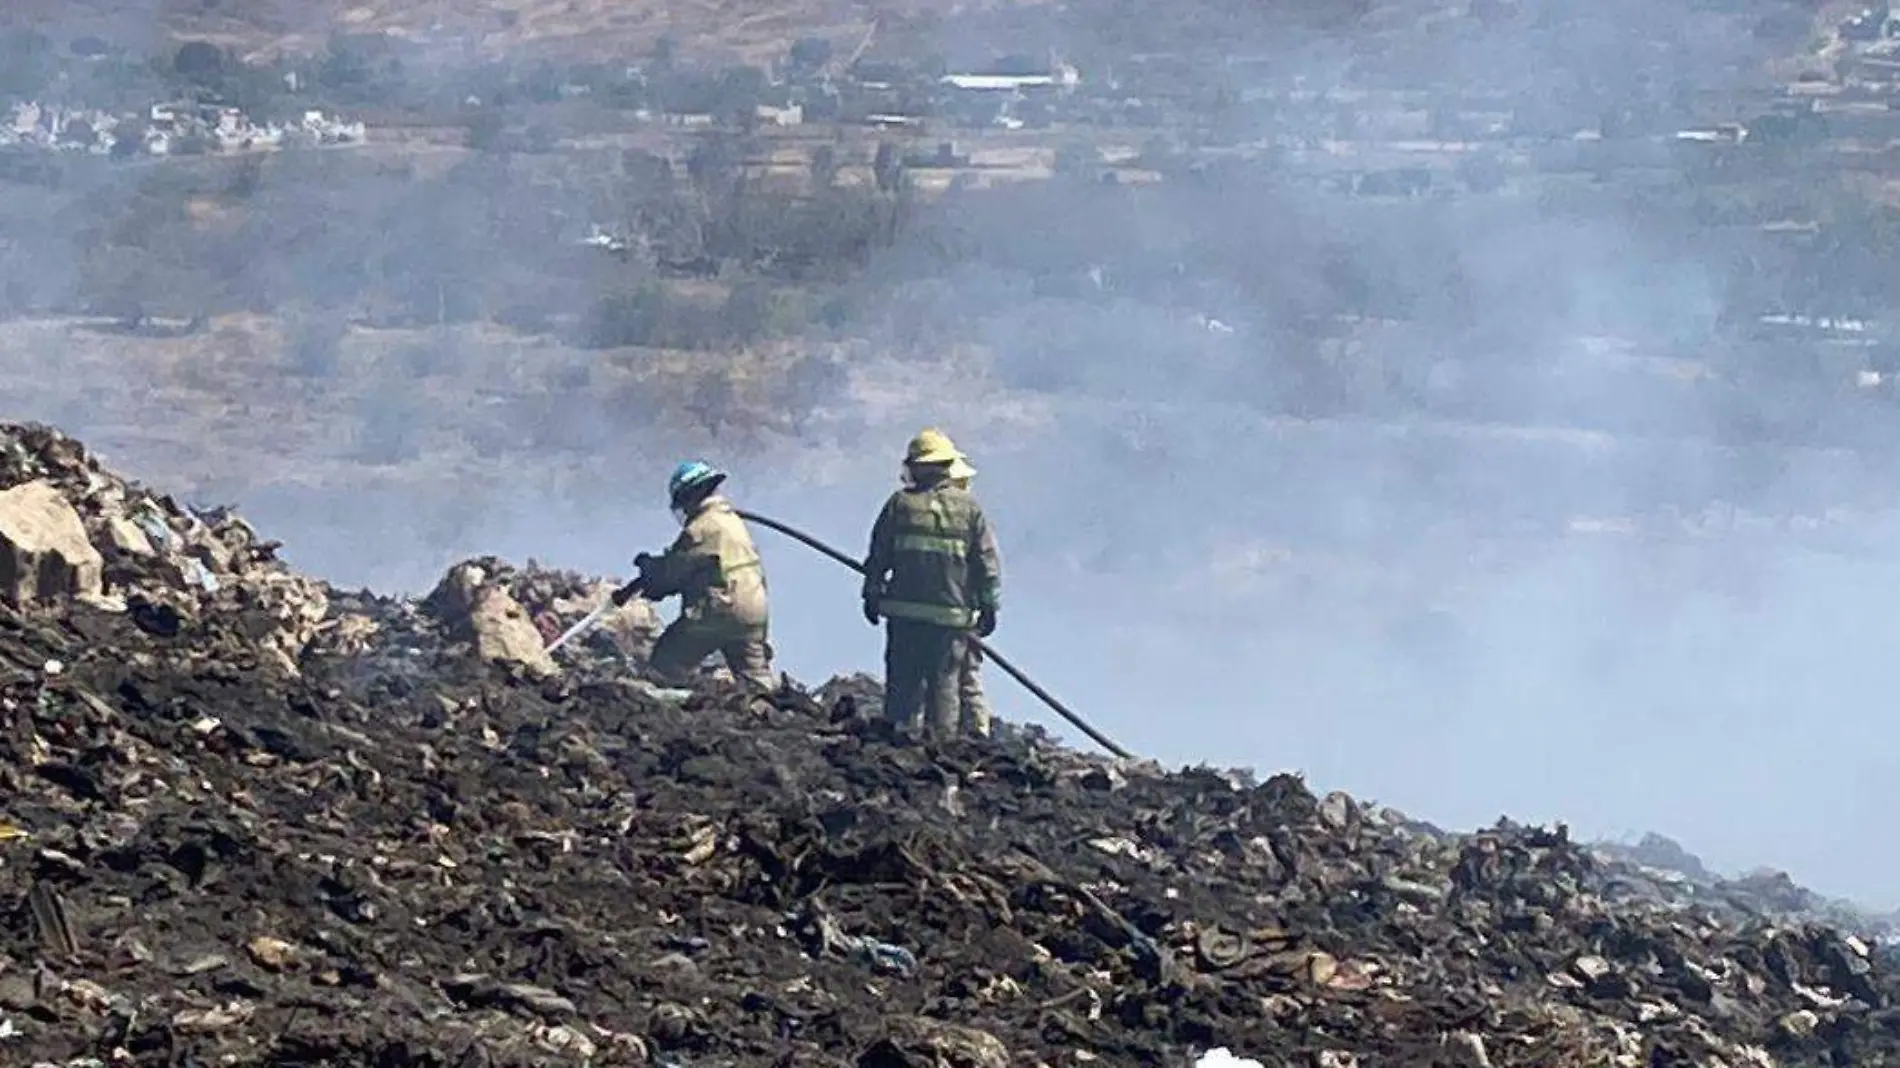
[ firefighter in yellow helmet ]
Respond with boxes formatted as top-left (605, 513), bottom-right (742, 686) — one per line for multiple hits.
top-left (945, 453), bottom-right (991, 737)
top-left (861, 429), bottom-right (1002, 739)
top-left (625, 460), bottom-right (779, 692)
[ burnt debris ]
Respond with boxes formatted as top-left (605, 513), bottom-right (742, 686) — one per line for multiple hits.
top-left (0, 419), bottom-right (1893, 1067)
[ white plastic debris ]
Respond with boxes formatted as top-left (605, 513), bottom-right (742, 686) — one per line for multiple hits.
top-left (1196, 1050), bottom-right (1264, 1068)
top-left (186, 558), bottom-right (220, 591)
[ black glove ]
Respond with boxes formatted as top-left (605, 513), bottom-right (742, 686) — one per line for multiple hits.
top-left (976, 607), bottom-right (997, 637)
top-left (862, 599), bottom-right (880, 626)
top-left (611, 579), bottom-right (644, 607)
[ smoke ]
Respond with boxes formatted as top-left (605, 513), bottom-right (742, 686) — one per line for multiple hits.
top-left (3, 0), bottom-right (1899, 904)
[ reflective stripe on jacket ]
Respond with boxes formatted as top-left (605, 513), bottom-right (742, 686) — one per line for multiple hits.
top-left (862, 481), bottom-right (1000, 629)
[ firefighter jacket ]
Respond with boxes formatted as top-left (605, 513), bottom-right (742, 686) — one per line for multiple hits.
top-left (641, 496), bottom-right (769, 628)
top-left (862, 482), bottom-right (1001, 629)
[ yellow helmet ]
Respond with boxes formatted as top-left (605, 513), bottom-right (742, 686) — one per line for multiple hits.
top-left (905, 428), bottom-right (965, 466)
top-left (947, 456), bottom-right (976, 480)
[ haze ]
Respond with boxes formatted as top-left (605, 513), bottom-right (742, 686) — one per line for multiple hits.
top-left (1, 0), bottom-right (1895, 904)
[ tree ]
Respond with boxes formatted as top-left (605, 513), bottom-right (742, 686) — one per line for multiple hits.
top-left (687, 133), bottom-right (737, 191)
top-left (351, 397), bottom-right (422, 464)
top-left (788, 36), bottom-right (832, 74)
top-left (1053, 141), bottom-right (1097, 179)
top-left (1455, 153), bottom-right (1506, 194)
top-left (651, 34), bottom-right (678, 73)
top-left (722, 280), bottom-right (775, 341)
top-left (464, 107), bottom-right (505, 151)
top-left (110, 118), bottom-right (146, 158)
top-left (810, 143), bottom-right (838, 189)
top-left (622, 147), bottom-right (674, 193)
top-left (0, 31), bottom-right (56, 98)
top-left (60, 119), bottom-right (97, 149)
top-left (712, 66), bottom-right (766, 129)
top-left (584, 284), bottom-right (668, 348)
top-left (317, 37), bottom-right (372, 93)
top-left (872, 141), bottom-right (904, 193)
top-left (282, 311), bottom-right (348, 376)
top-left (225, 155), bottom-right (264, 199)
top-left (523, 60), bottom-right (563, 103)
top-left (774, 352), bottom-right (846, 432)
top-left (171, 130), bottom-right (214, 156)
top-left (685, 370), bottom-right (737, 435)
top-left (173, 41), bottom-right (227, 85)
top-left (316, 32), bottom-right (406, 103)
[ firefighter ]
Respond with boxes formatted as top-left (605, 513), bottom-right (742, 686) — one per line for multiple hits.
top-left (945, 454), bottom-right (992, 738)
top-left (861, 429), bottom-right (1001, 738)
top-left (630, 461), bottom-right (778, 692)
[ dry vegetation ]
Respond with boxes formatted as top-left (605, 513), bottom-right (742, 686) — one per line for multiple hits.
top-left (0, 0), bottom-right (1046, 63)
top-left (0, 312), bottom-right (877, 489)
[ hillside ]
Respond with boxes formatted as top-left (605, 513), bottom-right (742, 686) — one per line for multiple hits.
top-left (0, 0), bottom-right (1038, 63)
top-left (0, 0), bottom-right (1459, 65)
top-left (0, 420), bottom-right (1896, 1067)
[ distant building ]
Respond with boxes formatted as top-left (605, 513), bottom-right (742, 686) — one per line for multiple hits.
top-left (943, 74), bottom-right (1054, 91)
top-left (1673, 122), bottom-right (1747, 144)
top-left (2, 96), bottom-right (360, 158)
top-left (940, 59), bottom-right (1079, 93)
top-left (756, 103), bottom-right (804, 126)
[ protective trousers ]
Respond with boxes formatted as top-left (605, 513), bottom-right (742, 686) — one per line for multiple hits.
top-left (959, 642), bottom-right (992, 737)
top-left (883, 618), bottom-right (966, 738)
top-left (648, 614), bottom-right (778, 692)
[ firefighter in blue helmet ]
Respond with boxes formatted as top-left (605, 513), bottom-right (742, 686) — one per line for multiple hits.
top-left (625, 461), bottom-right (778, 691)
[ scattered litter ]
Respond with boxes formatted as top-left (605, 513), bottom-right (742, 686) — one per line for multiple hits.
top-left (244, 937), bottom-right (295, 971)
top-left (0, 419), bottom-right (1895, 1065)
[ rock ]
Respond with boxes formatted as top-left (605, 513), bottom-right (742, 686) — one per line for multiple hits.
top-left (1778, 1009), bottom-right (1821, 1038)
top-left (1317, 790), bottom-right (1357, 830)
top-left (423, 562), bottom-right (557, 675)
top-left (245, 936), bottom-right (295, 971)
top-left (1572, 955), bottom-right (1613, 982)
top-left (860, 1017), bottom-right (1011, 1068)
top-left (467, 587), bottom-right (556, 675)
top-left (102, 516), bottom-right (154, 556)
top-left (1304, 950), bottom-right (1339, 987)
top-left (173, 1002), bottom-right (256, 1033)
top-left (0, 479), bottom-right (103, 606)
top-left (442, 974), bottom-right (578, 1019)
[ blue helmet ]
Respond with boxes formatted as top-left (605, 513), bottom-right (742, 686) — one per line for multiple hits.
top-left (668, 460), bottom-right (726, 501)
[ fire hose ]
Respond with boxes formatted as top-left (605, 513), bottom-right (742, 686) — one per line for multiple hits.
top-left (734, 508), bottom-right (1134, 759)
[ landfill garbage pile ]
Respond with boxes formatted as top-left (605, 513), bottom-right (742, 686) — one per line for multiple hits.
top-left (0, 424), bottom-right (329, 677)
top-left (308, 556), bottom-right (664, 686)
top-left (2, 422), bottom-right (1900, 1068)
top-left (1592, 833), bottom-right (1900, 939)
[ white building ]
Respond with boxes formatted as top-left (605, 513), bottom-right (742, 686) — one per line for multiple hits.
top-left (940, 61), bottom-right (1079, 92)
top-left (756, 103), bottom-right (804, 126)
